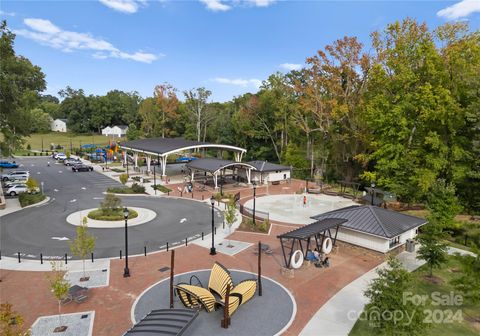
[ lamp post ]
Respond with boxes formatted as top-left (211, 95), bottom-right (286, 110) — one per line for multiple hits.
top-left (253, 183), bottom-right (257, 225)
top-left (210, 196), bottom-right (216, 255)
top-left (123, 207), bottom-right (130, 277)
top-left (126, 152), bottom-right (129, 177)
top-left (370, 183), bottom-right (376, 206)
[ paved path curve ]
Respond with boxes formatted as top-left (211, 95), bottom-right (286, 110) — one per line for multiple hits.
top-left (0, 157), bottom-right (222, 260)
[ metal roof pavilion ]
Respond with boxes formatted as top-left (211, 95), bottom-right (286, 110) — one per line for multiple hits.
top-left (118, 138), bottom-right (247, 178)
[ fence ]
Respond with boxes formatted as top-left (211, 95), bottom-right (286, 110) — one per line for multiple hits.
top-left (0, 227), bottom-right (222, 265)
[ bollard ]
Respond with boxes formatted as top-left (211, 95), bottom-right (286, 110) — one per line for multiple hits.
top-left (167, 242), bottom-right (169, 252)
top-left (168, 191), bottom-right (170, 196)
top-left (202, 195), bottom-right (204, 200)
top-left (120, 250), bottom-right (122, 259)
top-left (0, 249), bottom-right (2, 260)
top-left (215, 227), bottom-right (217, 235)
top-left (144, 246), bottom-right (147, 256)
top-left (185, 238), bottom-right (188, 246)
top-left (40, 253), bottom-right (43, 264)
top-left (202, 232), bottom-right (204, 240)
top-left (223, 220), bottom-right (225, 229)
top-left (17, 252), bottom-right (21, 263)
top-left (65, 253), bottom-right (68, 264)
top-left (91, 252), bottom-right (94, 263)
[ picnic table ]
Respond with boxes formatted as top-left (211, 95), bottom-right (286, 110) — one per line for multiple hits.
top-left (63, 285), bottom-right (88, 304)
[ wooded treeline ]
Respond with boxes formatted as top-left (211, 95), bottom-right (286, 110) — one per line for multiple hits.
top-left (1, 19), bottom-right (479, 210)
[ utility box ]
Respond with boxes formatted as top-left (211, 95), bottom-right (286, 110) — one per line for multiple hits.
top-left (406, 239), bottom-right (416, 252)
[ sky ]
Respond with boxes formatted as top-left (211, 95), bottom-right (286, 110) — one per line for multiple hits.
top-left (1, 0), bottom-right (480, 102)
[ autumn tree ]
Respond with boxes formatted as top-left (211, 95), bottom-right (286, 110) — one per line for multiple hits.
top-left (155, 83), bottom-right (179, 138)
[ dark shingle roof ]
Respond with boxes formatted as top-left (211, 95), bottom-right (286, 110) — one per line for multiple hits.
top-left (247, 161), bottom-right (291, 172)
top-left (120, 137), bottom-right (246, 155)
top-left (186, 158), bottom-right (256, 174)
top-left (277, 218), bottom-right (347, 239)
top-left (311, 205), bottom-right (426, 238)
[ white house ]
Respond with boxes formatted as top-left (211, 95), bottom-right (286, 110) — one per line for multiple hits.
top-left (239, 161), bottom-right (291, 184)
top-left (312, 205), bottom-right (426, 253)
top-left (51, 119), bottom-right (67, 132)
top-left (102, 125), bottom-right (128, 137)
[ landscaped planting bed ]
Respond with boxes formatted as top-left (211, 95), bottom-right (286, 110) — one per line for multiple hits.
top-left (87, 208), bottom-right (138, 221)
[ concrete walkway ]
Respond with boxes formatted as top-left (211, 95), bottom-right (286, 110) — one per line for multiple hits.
top-left (300, 245), bottom-right (476, 336)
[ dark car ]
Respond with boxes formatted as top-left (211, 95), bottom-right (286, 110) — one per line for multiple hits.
top-left (72, 164), bottom-right (94, 172)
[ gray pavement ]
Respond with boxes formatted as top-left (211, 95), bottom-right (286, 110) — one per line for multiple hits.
top-left (133, 270), bottom-right (295, 336)
top-left (0, 157), bottom-right (223, 260)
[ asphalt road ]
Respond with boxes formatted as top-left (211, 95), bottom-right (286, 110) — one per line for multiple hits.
top-left (0, 157), bottom-right (222, 260)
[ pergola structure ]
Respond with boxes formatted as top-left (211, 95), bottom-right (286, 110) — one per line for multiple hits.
top-left (186, 158), bottom-right (257, 189)
top-left (277, 218), bottom-right (347, 268)
top-left (119, 138), bottom-right (247, 178)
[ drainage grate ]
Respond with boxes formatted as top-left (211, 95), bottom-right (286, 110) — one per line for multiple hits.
top-left (102, 269), bottom-right (107, 272)
top-left (81, 314), bottom-right (89, 319)
top-left (158, 267), bottom-right (170, 272)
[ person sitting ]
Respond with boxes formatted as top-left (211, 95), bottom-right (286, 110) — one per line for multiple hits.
top-left (305, 250), bottom-right (317, 262)
top-left (323, 257), bottom-right (330, 268)
top-left (313, 248), bottom-right (320, 261)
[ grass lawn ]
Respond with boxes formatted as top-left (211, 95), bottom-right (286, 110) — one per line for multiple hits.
top-left (349, 255), bottom-right (480, 336)
top-left (23, 132), bottom-right (126, 151)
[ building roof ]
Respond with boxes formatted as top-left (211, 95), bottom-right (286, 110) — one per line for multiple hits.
top-left (186, 158), bottom-right (256, 174)
top-left (247, 161), bottom-right (291, 172)
top-left (114, 125), bottom-right (129, 130)
top-left (311, 205), bottom-right (426, 239)
top-left (120, 137), bottom-right (247, 156)
top-left (277, 218), bottom-right (347, 240)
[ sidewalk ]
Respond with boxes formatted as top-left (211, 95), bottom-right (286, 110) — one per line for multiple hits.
top-left (300, 245), bottom-right (476, 336)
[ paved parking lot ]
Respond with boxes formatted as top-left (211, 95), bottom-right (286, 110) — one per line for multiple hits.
top-left (0, 157), bottom-right (221, 260)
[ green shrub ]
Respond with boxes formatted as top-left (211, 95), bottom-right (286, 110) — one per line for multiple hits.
top-left (87, 208), bottom-right (138, 221)
top-left (153, 185), bottom-right (172, 193)
top-left (27, 144), bottom-right (31, 150)
top-left (131, 183), bottom-right (145, 193)
top-left (119, 173), bottom-right (128, 185)
top-left (33, 152), bottom-right (37, 156)
top-left (111, 168), bottom-right (124, 173)
top-left (132, 176), bottom-right (141, 182)
top-left (258, 219), bottom-right (269, 233)
top-left (19, 193), bottom-right (46, 207)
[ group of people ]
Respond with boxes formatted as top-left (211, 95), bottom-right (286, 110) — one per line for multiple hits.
top-left (305, 248), bottom-right (330, 268)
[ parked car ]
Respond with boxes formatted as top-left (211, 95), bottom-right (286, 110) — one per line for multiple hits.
top-left (5, 184), bottom-right (39, 196)
top-left (72, 164), bottom-right (93, 172)
top-left (3, 181), bottom-right (28, 189)
top-left (175, 156), bottom-right (198, 163)
top-left (64, 158), bottom-right (82, 166)
top-left (55, 153), bottom-right (67, 161)
top-left (0, 160), bottom-right (19, 168)
top-left (1, 171), bottom-right (30, 181)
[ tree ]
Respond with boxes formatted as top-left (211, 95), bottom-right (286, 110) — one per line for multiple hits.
top-left (100, 193), bottom-right (121, 214)
top-left (47, 262), bottom-right (70, 332)
top-left (451, 246), bottom-right (480, 303)
top-left (139, 97), bottom-right (161, 137)
top-left (224, 200), bottom-right (237, 247)
top-left (417, 232), bottom-right (448, 277)
top-left (155, 83), bottom-right (179, 138)
top-left (0, 303), bottom-right (29, 336)
top-left (183, 87), bottom-right (212, 142)
top-left (364, 257), bottom-right (427, 335)
top-left (58, 87), bottom-right (92, 133)
top-left (0, 20), bottom-right (46, 155)
top-left (29, 108), bottom-right (52, 133)
top-left (119, 173), bottom-right (128, 185)
top-left (69, 217), bottom-right (95, 280)
top-left (425, 179), bottom-right (462, 229)
top-left (126, 123), bottom-right (141, 140)
top-left (25, 177), bottom-right (39, 194)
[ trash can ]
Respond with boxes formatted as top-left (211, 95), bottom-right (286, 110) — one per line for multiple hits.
top-left (406, 239), bottom-right (415, 252)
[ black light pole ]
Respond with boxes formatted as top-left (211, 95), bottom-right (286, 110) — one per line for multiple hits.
top-left (210, 196), bottom-right (216, 255)
top-left (123, 207), bottom-right (130, 277)
top-left (253, 183), bottom-right (257, 225)
top-left (126, 152), bottom-right (129, 177)
top-left (153, 165), bottom-right (157, 195)
top-left (370, 183), bottom-right (376, 206)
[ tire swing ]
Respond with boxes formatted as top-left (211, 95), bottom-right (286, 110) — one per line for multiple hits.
top-left (290, 250), bottom-right (304, 269)
top-left (322, 237), bottom-right (333, 254)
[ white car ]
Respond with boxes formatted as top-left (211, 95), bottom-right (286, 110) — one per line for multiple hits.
top-left (1, 170), bottom-right (30, 181)
top-left (55, 153), bottom-right (67, 160)
top-left (5, 184), bottom-right (39, 196)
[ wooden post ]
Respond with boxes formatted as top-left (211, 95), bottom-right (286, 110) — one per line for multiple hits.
top-left (170, 250), bottom-right (175, 308)
top-left (258, 241), bottom-right (263, 296)
top-left (222, 284), bottom-right (231, 328)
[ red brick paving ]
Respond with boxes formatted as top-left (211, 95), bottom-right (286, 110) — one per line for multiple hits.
top-left (0, 180), bottom-right (383, 335)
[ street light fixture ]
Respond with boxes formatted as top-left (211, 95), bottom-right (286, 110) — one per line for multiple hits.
top-left (253, 183), bottom-right (257, 226)
top-left (370, 183), bottom-right (376, 206)
top-left (123, 207), bottom-right (130, 277)
top-left (210, 196), bottom-right (216, 256)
